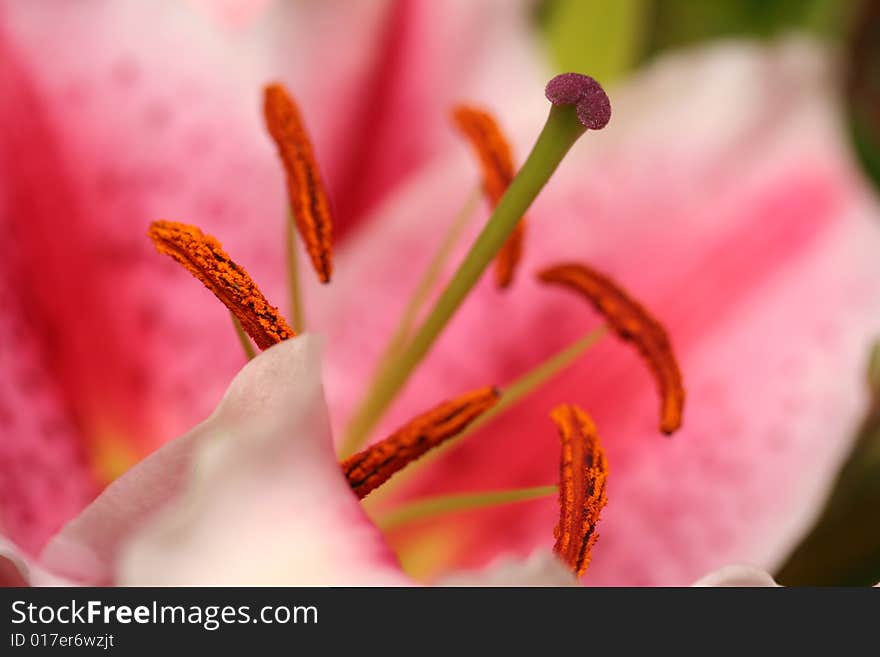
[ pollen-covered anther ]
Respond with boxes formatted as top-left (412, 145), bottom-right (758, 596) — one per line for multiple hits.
top-left (148, 220), bottom-right (295, 349)
top-left (452, 105), bottom-right (526, 288)
top-left (263, 82), bottom-right (334, 283)
top-left (342, 387), bottom-right (500, 499)
top-left (551, 404), bottom-right (608, 577)
top-left (538, 262), bottom-right (685, 434)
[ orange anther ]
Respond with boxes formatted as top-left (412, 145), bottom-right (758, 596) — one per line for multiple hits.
top-left (551, 404), bottom-right (608, 577)
top-left (148, 220), bottom-right (295, 349)
top-left (264, 83), bottom-right (334, 283)
top-left (538, 263), bottom-right (685, 434)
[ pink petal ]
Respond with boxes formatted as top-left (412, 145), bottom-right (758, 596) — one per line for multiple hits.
top-left (42, 336), bottom-right (408, 585)
top-left (318, 39), bottom-right (880, 584)
top-left (0, 280), bottom-right (99, 555)
top-left (0, 537), bottom-right (74, 586)
top-left (0, 0), bottom-right (541, 549)
top-left (117, 336), bottom-right (410, 585)
top-left (186, 0), bottom-right (277, 28)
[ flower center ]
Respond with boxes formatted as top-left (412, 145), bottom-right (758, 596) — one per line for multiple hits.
top-left (147, 73), bottom-right (684, 580)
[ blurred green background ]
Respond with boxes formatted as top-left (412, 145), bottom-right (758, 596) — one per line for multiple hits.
top-left (537, 0), bottom-right (855, 84)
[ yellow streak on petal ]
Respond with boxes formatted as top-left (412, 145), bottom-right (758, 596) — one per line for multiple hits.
top-left (87, 423), bottom-right (141, 484)
top-left (389, 524), bottom-right (465, 583)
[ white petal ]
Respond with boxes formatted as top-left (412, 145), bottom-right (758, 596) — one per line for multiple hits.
top-left (437, 551), bottom-right (577, 587)
top-left (117, 335), bottom-right (410, 585)
top-left (693, 565), bottom-right (779, 587)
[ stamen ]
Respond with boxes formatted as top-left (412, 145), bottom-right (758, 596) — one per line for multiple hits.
top-left (452, 106), bottom-right (526, 288)
top-left (362, 327), bottom-right (608, 511)
top-left (375, 485), bottom-right (557, 532)
top-left (538, 263), bottom-right (684, 434)
top-left (342, 387), bottom-right (499, 499)
top-left (263, 83), bottom-right (333, 283)
top-left (230, 312), bottom-right (256, 361)
top-left (551, 404), bottom-right (608, 577)
top-left (148, 220), bottom-right (295, 349)
top-left (285, 214), bottom-right (307, 333)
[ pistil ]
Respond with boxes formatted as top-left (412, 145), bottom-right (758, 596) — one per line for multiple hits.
top-left (341, 73), bottom-right (612, 456)
top-left (453, 105), bottom-right (526, 288)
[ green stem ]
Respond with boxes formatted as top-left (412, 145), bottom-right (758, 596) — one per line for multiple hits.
top-left (286, 214), bottom-right (306, 333)
top-left (362, 327), bottom-right (606, 510)
top-left (375, 485), bottom-right (558, 532)
top-left (230, 312), bottom-right (256, 361)
top-left (341, 105), bottom-right (587, 456)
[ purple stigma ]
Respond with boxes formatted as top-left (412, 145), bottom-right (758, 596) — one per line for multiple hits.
top-left (545, 73), bottom-right (611, 130)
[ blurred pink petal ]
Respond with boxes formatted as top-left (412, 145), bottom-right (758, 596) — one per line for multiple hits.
top-left (694, 565), bottom-right (779, 587)
top-left (186, 0), bottom-right (277, 28)
top-left (0, 0), bottom-right (538, 554)
top-left (0, 537), bottom-right (73, 586)
top-left (318, 38), bottom-right (880, 585)
top-left (437, 551), bottom-right (577, 587)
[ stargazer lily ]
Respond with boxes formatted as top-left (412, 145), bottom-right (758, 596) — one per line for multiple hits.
top-left (2, 0), bottom-right (880, 587)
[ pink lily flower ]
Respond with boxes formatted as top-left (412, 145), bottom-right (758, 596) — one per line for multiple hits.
top-left (1, 0), bottom-right (879, 587)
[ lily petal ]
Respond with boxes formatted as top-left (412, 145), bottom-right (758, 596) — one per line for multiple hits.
top-left (0, 537), bottom-right (73, 586)
top-left (0, 285), bottom-right (100, 556)
top-left (437, 551), bottom-right (577, 587)
top-left (41, 336), bottom-right (408, 585)
top-left (118, 335), bottom-right (409, 585)
top-left (320, 38), bottom-right (880, 585)
top-left (186, 0), bottom-right (277, 29)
